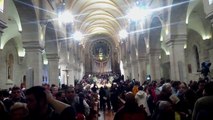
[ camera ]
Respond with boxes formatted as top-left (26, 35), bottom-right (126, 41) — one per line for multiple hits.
top-left (146, 75), bottom-right (151, 81)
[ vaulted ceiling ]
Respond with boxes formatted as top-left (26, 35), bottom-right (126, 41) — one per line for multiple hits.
top-left (66, 0), bottom-right (135, 45)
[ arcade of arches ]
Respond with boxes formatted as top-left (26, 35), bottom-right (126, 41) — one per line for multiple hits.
top-left (0, 0), bottom-right (213, 89)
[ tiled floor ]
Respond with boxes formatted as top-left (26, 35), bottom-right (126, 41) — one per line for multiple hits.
top-left (98, 110), bottom-right (114, 120)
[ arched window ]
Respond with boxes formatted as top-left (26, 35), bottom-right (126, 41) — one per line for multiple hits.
top-left (193, 45), bottom-right (200, 71)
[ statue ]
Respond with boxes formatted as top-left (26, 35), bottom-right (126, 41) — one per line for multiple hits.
top-left (98, 48), bottom-right (104, 61)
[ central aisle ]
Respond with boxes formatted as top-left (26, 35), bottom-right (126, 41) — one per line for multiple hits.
top-left (99, 110), bottom-right (114, 120)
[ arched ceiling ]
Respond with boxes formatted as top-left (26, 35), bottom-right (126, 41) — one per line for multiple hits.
top-left (67, 0), bottom-right (134, 46)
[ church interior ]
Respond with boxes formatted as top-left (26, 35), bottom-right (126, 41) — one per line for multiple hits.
top-left (0, 0), bottom-right (212, 88)
top-left (0, 0), bottom-right (213, 120)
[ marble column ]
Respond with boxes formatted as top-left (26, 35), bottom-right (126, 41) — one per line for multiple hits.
top-left (46, 54), bottom-right (59, 86)
top-left (0, 21), bottom-right (6, 48)
top-left (132, 60), bottom-right (139, 81)
top-left (138, 57), bottom-right (147, 83)
top-left (24, 41), bottom-right (43, 87)
top-left (0, 49), bottom-right (5, 89)
top-left (122, 61), bottom-right (128, 80)
top-left (67, 65), bottom-right (74, 86)
top-left (149, 50), bottom-right (161, 81)
top-left (80, 63), bottom-right (84, 79)
top-left (206, 12), bottom-right (213, 27)
top-left (77, 69), bottom-right (81, 80)
top-left (126, 62), bottom-right (131, 79)
top-left (0, 32), bottom-right (2, 44)
top-left (73, 66), bottom-right (78, 81)
top-left (62, 66), bottom-right (67, 85)
top-left (166, 36), bottom-right (186, 81)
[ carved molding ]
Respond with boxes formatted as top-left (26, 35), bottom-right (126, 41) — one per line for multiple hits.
top-left (23, 41), bottom-right (43, 52)
top-left (46, 53), bottom-right (59, 60)
top-left (165, 35), bottom-right (187, 47)
top-left (170, 34), bottom-right (187, 41)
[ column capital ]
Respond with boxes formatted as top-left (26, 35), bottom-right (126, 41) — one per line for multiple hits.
top-left (170, 34), bottom-right (187, 41)
top-left (137, 56), bottom-right (147, 62)
top-left (149, 49), bottom-right (161, 56)
top-left (46, 53), bottom-right (59, 61)
top-left (138, 54), bottom-right (147, 59)
top-left (168, 34), bottom-right (186, 41)
top-left (166, 35), bottom-right (186, 47)
top-left (131, 60), bottom-right (138, 65)
top-left (23, 41), bottom-right (43, 52)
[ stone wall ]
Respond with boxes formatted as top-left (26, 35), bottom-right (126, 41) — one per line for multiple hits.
top-left (0, 39), bottom-right (26, 89)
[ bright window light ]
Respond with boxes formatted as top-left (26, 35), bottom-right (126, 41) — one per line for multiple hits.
top-left (160, 36), bottom-right (163, 41)
top-left (119, 29), bottom-right (128, 39)
top-left (18, 49), bottom-right (25, 57)
top-left (127, 7), bottom-right (150, 21)
top-left (73, 31), bottom-right (84, 41)
top-left (120, 61), bottom-right (124, 75)
top-left (58, 11), bottom-right (74, 24)
top-left (209, 0), bottom-right (213, 5)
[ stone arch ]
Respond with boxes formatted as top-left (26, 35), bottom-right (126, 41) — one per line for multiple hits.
top-left (120, 41), bottom-right (127, 60)
top-left (14, 0), bottom-right (39, 42)
top-left (129, 21), bottom-right (137, 46)
top-left (185, 28), bottom-right (205, 79)
top-left (192, 45), bottom-right (200, 71)
top-left (138, 34), bottom-right (146, 56)
top-left (149, 17), bottom-right (162, 50)
top-left (4, 39), bottom-right (19, 61)
top-left (170, 0), bottom-right (189, 34)
top-left (7, 54), bottom-right (14, 80)
top-left (187, 0), bottom-right (211, 41)
top-left (161, 49), bottom-right (170, 79)
top-left (44, 22), bottom-right (58, 54)
top-left (186, 29), bottom-right (203, 75)
top-left (43, 22), bottom-right (59, 85)
top-left (2, 38), bottom-right (22, 87)
top-left (84, 35), bottom-right (116, 74)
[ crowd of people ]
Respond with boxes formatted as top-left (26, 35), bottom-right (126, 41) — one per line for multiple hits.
top-left (0, 75), bottom-right (213, 120)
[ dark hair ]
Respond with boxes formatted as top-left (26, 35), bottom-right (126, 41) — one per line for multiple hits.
top-left (55, 90), bottom-right (64, 98)
top-left (2, 90), bottom-right (10, 97)
top-left (65, 87), bottom-right (75, 93)
top-left (204, 82), bottom-right (213, 96)
top-left (12, 86), bottom-right (20, 91)
top-left (138, 86), bottom-right (143, 91)
top-left (198, 79), bottom-right (206, 85)
top-left (25, 86), bottom-right (46, 102)
top-left (76, 92), bottom-right (85, 114)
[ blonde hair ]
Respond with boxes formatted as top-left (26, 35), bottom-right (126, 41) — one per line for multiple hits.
top-left (10, 102), bottom-right (28, 112)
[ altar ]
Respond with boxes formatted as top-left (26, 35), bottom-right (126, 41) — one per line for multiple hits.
top-left (91, 40), bottom-right (112, 73)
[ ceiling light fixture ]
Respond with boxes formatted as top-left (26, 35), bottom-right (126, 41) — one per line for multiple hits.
top-left (127, 6), bottom-right (150, 21)
top-left (119, 29), bottom-right (128, 39)
top-left (73, 31), bottom-right (84, 41)
top-left (58, 11), bottom-right (74, 24)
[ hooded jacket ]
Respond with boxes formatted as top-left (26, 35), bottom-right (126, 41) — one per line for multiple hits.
top-left (135, 90), bottom-right (151, 116)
